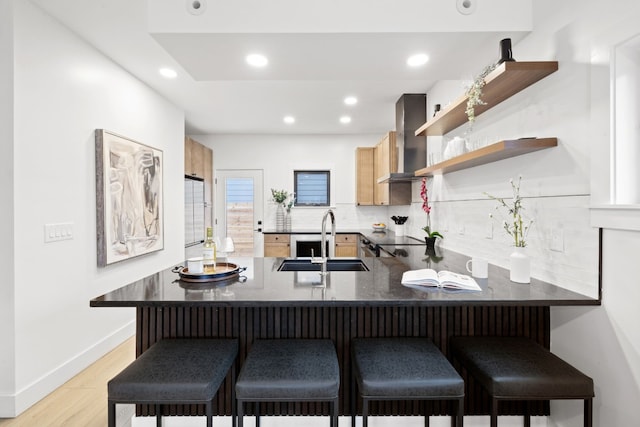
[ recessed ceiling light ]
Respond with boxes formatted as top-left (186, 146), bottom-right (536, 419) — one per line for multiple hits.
top-left (283, 115), bottom-right (295, 124)
top-left (407, 54), bottom-right (429, 67)
top-left (246, 54), bottom-right (268, 68)
top-left (340, 116), bottom-right (352, 124)
top-left (344, 96), bottom-right (358, 106)
top-left (159, 67), bottom-right (177, 79)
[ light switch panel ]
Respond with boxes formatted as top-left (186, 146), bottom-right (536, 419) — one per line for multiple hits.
top-left (45, 222), bottom-right (74, 243)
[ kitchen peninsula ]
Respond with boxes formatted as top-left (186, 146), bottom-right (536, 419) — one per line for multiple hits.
top-left (91, 248), bottom-right (599, 419)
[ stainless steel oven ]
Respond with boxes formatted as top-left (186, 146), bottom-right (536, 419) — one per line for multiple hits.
top-left (290, 234), bottom-right (334, 258)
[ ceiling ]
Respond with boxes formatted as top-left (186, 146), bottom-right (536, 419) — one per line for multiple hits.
top-left (30, 0), bottom-right (532, 135)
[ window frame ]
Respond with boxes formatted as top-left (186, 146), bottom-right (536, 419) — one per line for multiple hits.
top-left (293, 170), bottom-right (331, 207)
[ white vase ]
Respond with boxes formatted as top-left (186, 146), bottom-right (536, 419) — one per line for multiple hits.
top-left (509, 247), bottom-right (530, 284)
top-left (276, 204), bottom-right (285, 231)
top-left (284, 210), bottom-right (292, 231)
top-left (395, 224), bottom-right (405, 237)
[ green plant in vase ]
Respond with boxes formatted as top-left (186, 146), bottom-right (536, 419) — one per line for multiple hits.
top-left (271, 188), bottom-right (293, 231)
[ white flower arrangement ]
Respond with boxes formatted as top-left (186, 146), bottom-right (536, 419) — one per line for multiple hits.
top-left (485, 175), bottom-right (533, 247)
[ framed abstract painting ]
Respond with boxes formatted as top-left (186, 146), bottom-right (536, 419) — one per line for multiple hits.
top-left (95, 129), bottom-right (164, 266)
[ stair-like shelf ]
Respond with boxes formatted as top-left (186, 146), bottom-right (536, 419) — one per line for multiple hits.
top-left (414, 138), bottom-right (558, 177)
top-left (415, 61), bottom-right (559, 137)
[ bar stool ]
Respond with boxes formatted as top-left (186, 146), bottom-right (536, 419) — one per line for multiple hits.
top-left (235, 339), bottom-right (340, 427)
top-left (108, 338), bottom-right (238, 427)
top-left (450, 336), bottom-right (594, 427)
top-left (351, 338), bottom-right (464, 427)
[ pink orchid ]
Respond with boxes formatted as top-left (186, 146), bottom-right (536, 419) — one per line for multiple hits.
top-left (421, 178), bottom-right (431, 214)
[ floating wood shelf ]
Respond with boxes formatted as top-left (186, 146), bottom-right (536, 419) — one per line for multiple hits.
top-left (415, 61), bottom-right (559, 137)
top-left (414, 138), bottom-right (558, 177)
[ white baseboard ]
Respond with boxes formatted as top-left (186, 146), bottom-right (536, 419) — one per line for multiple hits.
top-left (0, 320), bottom-right (135, 418)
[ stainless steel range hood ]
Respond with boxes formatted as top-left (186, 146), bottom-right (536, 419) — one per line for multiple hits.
top-left (377, 94), bottom-right (427, 183)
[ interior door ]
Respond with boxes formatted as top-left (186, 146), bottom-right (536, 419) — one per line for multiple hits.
top-left (215, 170), bottom-right (264, 257)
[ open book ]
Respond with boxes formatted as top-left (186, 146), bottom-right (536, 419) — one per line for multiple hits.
top-left (401, 269), bottom-right (481, 292)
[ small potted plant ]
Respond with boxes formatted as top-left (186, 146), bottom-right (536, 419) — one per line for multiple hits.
top-left (485, 175), bottom-right (533, 283)
top-left (420, 178), bottom-right (443, 250)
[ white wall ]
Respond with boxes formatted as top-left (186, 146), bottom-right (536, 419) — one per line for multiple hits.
top-left (422, 0), bottom-right (640, 425)
top-left (195, 133), bottom-right (391, 230)
top-left (0, 0), bottom-right (16, 416)
top-left (1, 1), bottom-right (186, 416)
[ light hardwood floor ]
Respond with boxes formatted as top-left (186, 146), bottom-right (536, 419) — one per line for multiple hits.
top-left (0, 337), bottom-right (136, 427)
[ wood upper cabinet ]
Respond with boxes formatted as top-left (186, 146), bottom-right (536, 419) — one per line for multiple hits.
top-left (373, 131), bottom-right (410, 206)
top-left (334, 234), bottom-right (358, 257)
top-left (355, 147), bottom-right (375, 206)
top-left (185, 136), bottom-right (206, 178)
top-left (374, 131), bottom-right (397, 180)
top-left (355, 132), bottom-right (410, 206)
top-left (264, 234), bottom-right (291, 257)
top-left (374, 132), bottom-right (395, 205)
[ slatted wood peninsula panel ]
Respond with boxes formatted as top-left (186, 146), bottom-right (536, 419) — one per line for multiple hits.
top-left (136, 305), bottom-right (550, 418)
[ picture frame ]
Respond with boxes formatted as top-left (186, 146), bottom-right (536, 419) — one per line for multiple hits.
top-left (95, 129), bottom-right (164, 266)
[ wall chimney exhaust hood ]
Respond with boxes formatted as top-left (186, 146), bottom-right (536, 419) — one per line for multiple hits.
top-left (377, 94), bottom-right (427, 183)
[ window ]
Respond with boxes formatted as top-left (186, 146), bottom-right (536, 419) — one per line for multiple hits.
top-left (294, 170), bottom-right (330, 206)
top-left (590, 30), bottom-right (640, 231)
top-left (612, 33), bottom-right (640, 204)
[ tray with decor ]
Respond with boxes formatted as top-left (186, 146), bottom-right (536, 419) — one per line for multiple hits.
top-left (172, 262), bottom-right (246, 283)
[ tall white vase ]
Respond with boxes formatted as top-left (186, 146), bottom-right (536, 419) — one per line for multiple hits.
top-left (509, 247), bottom-right (530, 284)
top-left (276, 204), bottom-right (285, 232)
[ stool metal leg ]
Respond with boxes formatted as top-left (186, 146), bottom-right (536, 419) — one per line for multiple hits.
top-left (255, 402), bottom-right (260, 427)
top-left (156, 404), bottom-right (162, 427)
top-left (206, 401), bottom-right (213, 427)
top-left (362, 398), bottom-right (369, 427)
top-left (584, 398), bottom-right (593, 427)
top-left (237, 400), bottom-right (244, 427)
top-left (425, 414), bottom-right (430, 426)
top-left (351, 370), bottom-right (357, 427)
top-left (490, 397), bottom-right (498, 427)
top-left (108, 401), bottom-right (116, 427)
top-left (456, 397), bottom-right (464, 427)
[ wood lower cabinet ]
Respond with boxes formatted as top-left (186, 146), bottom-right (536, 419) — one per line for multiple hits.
top-left (334, 234), bottom-right (359, 257)
top-left (263, 234), bottom-right (290, 257)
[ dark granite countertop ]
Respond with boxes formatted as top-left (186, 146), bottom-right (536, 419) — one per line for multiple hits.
top-left (90, 248), bottom-right (599, 308)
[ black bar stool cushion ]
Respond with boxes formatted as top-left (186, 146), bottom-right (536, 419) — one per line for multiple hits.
top-left (109, 338), bottom-right (238, 402)
top-left (450, 337), bottom-right (594, 399)
top-left (352, 338), bottom-right (464, 398)
top-left (236, 339), bottom-right (339, 401)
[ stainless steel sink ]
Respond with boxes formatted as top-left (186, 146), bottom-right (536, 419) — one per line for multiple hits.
top-left (278, 259), bottom-right (370, 272)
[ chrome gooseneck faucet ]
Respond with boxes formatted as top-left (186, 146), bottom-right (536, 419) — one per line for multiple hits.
top-left (319, 208), bottom-right (336, 275)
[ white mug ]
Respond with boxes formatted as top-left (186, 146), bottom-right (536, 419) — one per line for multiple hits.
top-left (187, 257), bottom-right (204, 274)
top-left (466, 257), bottom-right (488, 278)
